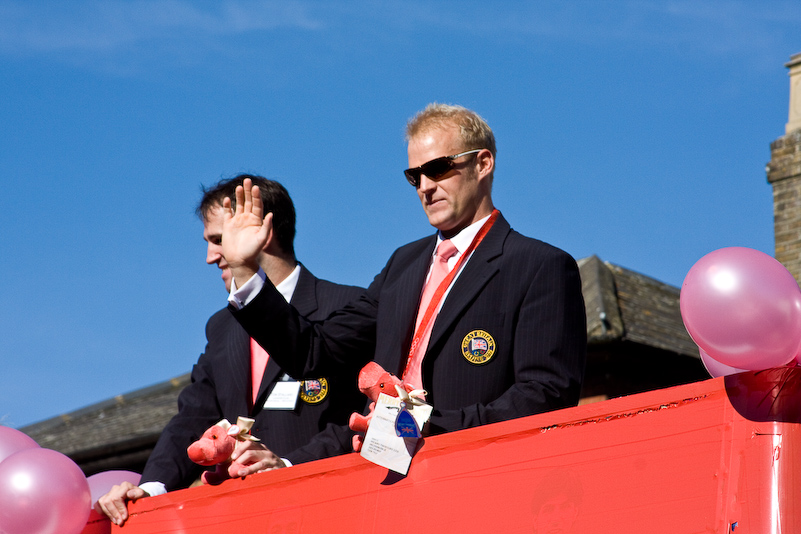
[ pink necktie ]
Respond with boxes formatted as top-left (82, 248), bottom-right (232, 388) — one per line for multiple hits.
top-left (405, 239), bottom-right (459, 390)
top-left (250, 337), bottom-right (270, 407)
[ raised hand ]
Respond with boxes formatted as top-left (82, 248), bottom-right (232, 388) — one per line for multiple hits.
top-left (222, 178), bottom-right (274, 288)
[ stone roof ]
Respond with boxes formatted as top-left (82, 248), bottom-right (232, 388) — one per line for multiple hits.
top-left (578, 255), bottom-right (698, 357)
top-left (21, 374), bottom-right (189, 473)
top-left (19, 255), bottom-right (698, 471)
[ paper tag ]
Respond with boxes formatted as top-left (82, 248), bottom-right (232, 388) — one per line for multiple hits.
top-left (360, 393), bottom-right (432, 475)
top-left (263, 381), bottom-right (301, 410)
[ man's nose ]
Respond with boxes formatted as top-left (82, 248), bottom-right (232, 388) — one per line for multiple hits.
top-left (417, 174), bottom-right (437, 193)
top-left (207, 244), bottom-right (222, 265)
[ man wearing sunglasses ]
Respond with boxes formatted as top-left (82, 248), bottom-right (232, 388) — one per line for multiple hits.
top-left (221, 104), bottom-right (586, 467)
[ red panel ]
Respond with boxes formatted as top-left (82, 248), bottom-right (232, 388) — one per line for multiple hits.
top-left (90, 368), bottom-right (801, 534)
top-left (81, 511), bottom-right (110, 534)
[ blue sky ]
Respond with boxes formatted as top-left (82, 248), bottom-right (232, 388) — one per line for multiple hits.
top-left (2, 1), bottom-right (800, 429)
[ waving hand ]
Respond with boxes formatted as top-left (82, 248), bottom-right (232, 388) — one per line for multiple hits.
top-left (222, 178), bottom-right (274, 287)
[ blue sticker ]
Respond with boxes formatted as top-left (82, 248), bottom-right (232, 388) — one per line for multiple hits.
top-left (395, 404), bottom-right (421, 438)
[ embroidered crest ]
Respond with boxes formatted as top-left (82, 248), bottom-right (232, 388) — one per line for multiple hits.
top-left (299, 378), bottom-right (329, 404)
top-left (461, 330), bottom-right (496, 364)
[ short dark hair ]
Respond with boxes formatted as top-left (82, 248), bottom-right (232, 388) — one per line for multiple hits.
top-left (197, 174), bottom-right (296, 258)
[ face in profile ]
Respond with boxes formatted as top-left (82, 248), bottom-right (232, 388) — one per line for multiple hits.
top-left (203, 205), bottom-right (232, 292)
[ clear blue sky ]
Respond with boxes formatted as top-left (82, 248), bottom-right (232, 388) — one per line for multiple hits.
top-left (2, 1), bottom-right (800, 429)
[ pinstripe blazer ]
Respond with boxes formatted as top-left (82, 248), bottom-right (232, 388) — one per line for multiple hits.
top-left (140, 265), bottom-right (364, 491)
top-left (235, 213), bottom-right (587, 457)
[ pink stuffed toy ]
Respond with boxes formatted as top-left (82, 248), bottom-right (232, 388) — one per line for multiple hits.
top-left (187, 416), bottom-right (260, 485)
top-left (348, 362), bottom-right (414, 451)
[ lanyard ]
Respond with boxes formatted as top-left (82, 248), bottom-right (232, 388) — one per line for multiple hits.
top-left (402, 209), bottom-right (500, 380)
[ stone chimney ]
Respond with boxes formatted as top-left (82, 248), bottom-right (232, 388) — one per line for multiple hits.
top-left (767, 52), bottom-right (801, 283)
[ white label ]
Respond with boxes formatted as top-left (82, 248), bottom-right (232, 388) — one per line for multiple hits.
top-left (360, 393), bottom-right (432, 475)
top-left (263, 381), bottom-right (301, 410)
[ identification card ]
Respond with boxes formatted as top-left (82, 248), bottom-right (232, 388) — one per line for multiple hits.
top-left (263, 381), bottom-right (301, 410)
top-left (360, 393), bottom-right (432, 475)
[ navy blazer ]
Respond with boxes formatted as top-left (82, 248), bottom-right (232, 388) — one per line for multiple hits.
top-left (141, 265), bottom-right (364, 491)
top-left (234, 213), bottom-right (587, 461)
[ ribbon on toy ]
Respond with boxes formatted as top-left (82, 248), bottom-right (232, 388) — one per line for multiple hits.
top-left (216, 417), bottom-right (261, 442)
top-left (395, 385), bottom-right (427, 406)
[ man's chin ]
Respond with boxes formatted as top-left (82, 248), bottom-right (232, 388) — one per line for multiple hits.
top-left (425, 212), bottom-right (453, 232)
top-left (430, 218), bottom-right (464, 238)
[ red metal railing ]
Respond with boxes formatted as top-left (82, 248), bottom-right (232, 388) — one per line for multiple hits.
top-left (83, 368), bottom-right (801, 534)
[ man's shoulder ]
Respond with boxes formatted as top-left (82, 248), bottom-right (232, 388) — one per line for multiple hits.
top-left (314, 277), bottom-right (364, 300)
top-left (205, 306), bottom-right (238, 336)
top-left (463, 212), bottom-right (576, 264)
top-left (297, 265), bottom-right (364, 309)
top-left (391, 233), bottom-right (438, 259)
top-left (207, 306), bottom-right (234, 325)
top-left (500, 228), bottom-right (580, 279)
top-left (507, 228), bottom-right (572, 256)
top-left (367, 234), bottom-right (438, 277)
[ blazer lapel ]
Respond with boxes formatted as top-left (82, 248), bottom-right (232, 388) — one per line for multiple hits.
top-left (223, 312), bottom-right (253, 416)
top-left (401, 236), bottom-right (437, 331)
top-left (289, 264), bottom-right (319, 318)
top-left (254, 265), bottom-right (317, 404)
top-left (426, 215), bottom-right (510, 351)
top-left (379, 236), bottom-right (437, 375)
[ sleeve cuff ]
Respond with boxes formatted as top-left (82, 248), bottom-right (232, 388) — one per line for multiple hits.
top-left (227, 268), bottom-right (267, 309)
top-left (138, 481), bottom-right (167, 497)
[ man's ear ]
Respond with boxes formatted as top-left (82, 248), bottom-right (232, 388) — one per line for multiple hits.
top-left (259, 212), bottom-right (277, 253)
top-left (476, 149), bottom-right (494, 181)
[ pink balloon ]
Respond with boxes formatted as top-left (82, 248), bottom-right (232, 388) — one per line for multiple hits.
top-left (87, 470), bottom-right (141, 506)
top-left (0, 448), bottom-right (90, 534)
top-left (0, 426), bottom-right (39, 464)
top-left (699, 348), bottom-right (748, 378)
top-left (680, 247), bottom-right (801, 370)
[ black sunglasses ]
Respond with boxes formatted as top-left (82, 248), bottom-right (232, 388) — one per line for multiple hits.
top-left (404, 149), bottom-right (483, 187)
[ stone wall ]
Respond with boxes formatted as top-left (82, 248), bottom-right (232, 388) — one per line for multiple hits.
top-left (768, 130), bottom-right (801, 282)
top-left (767, 52), bottom-right (801, 283)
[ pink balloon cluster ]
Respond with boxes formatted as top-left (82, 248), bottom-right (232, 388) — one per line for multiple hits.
top-left (0, 427), bottom-right (91, 534)
top-left (680, 247), bottom-right (801, 377)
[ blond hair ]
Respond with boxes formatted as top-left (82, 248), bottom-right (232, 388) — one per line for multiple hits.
top-left (405, 103), bottom-right (496, 159)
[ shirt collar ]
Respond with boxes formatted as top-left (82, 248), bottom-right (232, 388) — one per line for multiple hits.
top-left (435, 213), bottom-right (493, 255)
top-left (274, 263), bottom-right (301, 303)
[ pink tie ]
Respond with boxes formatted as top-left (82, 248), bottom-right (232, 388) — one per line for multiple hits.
top-left (250, 337), bottom-right (270, 407)
top-left (405, 239), bottom-right (459, 390)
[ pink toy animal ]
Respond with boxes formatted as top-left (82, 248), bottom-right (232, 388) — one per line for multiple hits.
top-left (348, 362), bottom-right (415, 451)
top-left (187, 416), bottom-right (260, 485)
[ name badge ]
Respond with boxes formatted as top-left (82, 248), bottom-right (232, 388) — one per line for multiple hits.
top-left (263, 381), bottom-right (301, 410)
